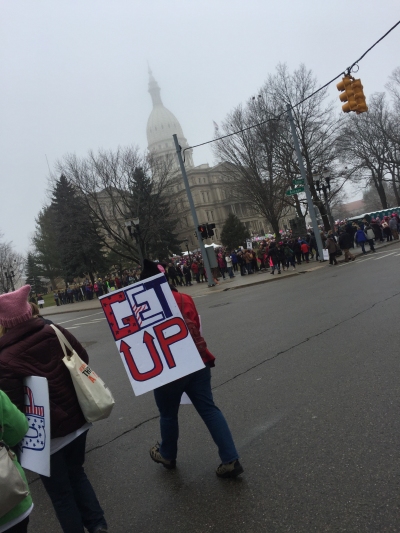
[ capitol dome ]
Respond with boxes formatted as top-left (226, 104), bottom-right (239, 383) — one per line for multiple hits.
top-left (146, 69), bottom-right (193, 168)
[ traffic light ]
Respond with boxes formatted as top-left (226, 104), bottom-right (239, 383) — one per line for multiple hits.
top-left (351, 79), bottom-right (368, 114)
top-left (207, 223), bottom-right (215, 238)
top-left (336, 75), bottom-right (368, 114)
top-left (336, 76), bottom-right (357, 113)
top-left (198, 225), bottom-right (208, 238)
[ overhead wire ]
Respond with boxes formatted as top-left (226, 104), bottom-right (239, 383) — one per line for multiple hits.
top-left (182, 20), bottom-right (400, 158)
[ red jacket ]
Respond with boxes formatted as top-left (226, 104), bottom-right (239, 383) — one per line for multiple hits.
top-left (0, 318), bottom-right (89, 438)
top-left (173, 290), bottom-right (215, 367)
top-left (300, 243), bottom-right (309, 253)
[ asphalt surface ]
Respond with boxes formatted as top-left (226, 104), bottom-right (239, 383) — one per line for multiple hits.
top-left (27, 244), bottom-right (400, 533)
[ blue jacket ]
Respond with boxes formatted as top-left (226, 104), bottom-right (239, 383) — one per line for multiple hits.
top-left (356, 229), bottom-right (367, 242)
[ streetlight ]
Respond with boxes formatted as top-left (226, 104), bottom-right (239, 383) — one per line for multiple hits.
top-left (125, 218), bottom-right (144, 267)
top-left (184, 238), bottom-right (192, 265)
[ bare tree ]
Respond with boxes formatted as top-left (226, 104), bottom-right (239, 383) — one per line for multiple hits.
top-left (266, 63), bottom-right (346, 230)
top-left (337, 93), bottom-right (396, 209)
top-left (0, 233), bottom-right (25, 293)
top-left (213, 101), bottom-right (290, 236)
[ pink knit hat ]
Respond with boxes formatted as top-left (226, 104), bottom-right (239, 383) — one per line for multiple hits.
top-left (0, 285), bottom-right (32, 328)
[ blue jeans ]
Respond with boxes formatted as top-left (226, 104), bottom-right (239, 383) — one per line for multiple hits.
top-left (153, 366), bottom-right (239, 464)
top-left (227, 266), bottom-right (234, 278)
top-left (40, 431), bottom-right (107, 533)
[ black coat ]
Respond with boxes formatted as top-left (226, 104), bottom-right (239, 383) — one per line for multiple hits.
top-left (339, 232), bottom-right (353, 249)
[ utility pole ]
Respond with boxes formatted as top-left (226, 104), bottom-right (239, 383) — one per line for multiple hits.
top-left (173, 134), bottom-right (215, 287)
top-left (286, 105), bottom-right (325, 261)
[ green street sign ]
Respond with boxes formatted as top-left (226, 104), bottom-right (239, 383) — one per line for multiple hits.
top-left (286, 187), bottom-right (305, 196)
top-left (292, 179), bottom-right (304, 185)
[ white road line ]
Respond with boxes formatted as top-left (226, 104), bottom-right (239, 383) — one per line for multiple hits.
top-left (71, 320), bottom-right (105, 326)
top-left (56, 311), bottom-right (103, 325)
top-left (65, 326), bottom-right (81, 329)
top-left (373, 252), bottom-right (396, 260)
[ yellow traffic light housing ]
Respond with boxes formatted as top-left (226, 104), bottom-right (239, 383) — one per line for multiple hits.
top-left (351, 79), bottom-right (368, 114)
top-left (336, 75), bottom-right (368, 114)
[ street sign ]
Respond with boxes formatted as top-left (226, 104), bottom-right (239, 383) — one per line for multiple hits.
top-left (286, 187), bottom-right (305, 196)
top-left (292, 179), bottom-right (304, 186)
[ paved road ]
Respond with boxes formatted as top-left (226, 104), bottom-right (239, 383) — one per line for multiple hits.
top-left (28, 243), bottom-right (400, 532)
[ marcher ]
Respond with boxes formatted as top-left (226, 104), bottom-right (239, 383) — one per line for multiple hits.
top-left (338, 230), bottom-right (355, 262)
top-left (141, 261), bottom-right (243, 479)
top-left (0, 390), bottom-right (33, 533)
top-left (355, 226), bottom-right (369, 254)
top-left (325, 235), bottom-right (339, 265)
top-left (225, 253), bottom-right (234, 278)
top-left (0, 286), bottom-right (108, 533)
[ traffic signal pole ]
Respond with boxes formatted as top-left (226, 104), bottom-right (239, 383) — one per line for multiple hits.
top-left (286, 105), bottom-right (325, 261)
top-left (173, 134), bottom-right (216, 287)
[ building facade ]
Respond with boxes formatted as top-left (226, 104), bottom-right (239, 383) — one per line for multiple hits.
top-left (146, 70), bottom-right (292, 249)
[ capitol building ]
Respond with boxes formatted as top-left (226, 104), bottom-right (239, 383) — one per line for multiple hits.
top-left (146, 69), bottom-right (287, 249)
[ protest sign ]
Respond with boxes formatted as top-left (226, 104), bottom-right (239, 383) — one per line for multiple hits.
top-left (99, 273), bottom-right (204, 396)
top-left (20, 376), bottom-right (51, 477)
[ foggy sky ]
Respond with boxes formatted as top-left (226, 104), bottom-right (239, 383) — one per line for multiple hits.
top-left (1, 0), bottom-right (399, 253)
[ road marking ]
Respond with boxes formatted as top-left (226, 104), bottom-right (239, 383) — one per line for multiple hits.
top-left (373, 252), bottom-right (396, 260)
top-left (56, 311), bottom-right (103, 325)
top-left (65, 326), bottom-right (81, 330)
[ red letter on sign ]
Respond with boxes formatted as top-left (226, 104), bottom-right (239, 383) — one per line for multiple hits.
top-left (120, 334), bottom-right (163, 382)
top-left (101, 292), bottom-right (139, 341)
top-left (153, 317), bottom-right (188, 369)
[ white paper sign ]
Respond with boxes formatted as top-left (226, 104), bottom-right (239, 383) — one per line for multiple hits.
top-left (100, 274), bottom-right (205, 396)
top-left (20, 376), bottom-right (51, 477)
top-left (323, 249), bottom-right (329, 261)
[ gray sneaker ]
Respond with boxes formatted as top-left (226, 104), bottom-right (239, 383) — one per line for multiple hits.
top-left (216, 460), bottom-right (244, 478)
top-left (150, 444), bottom-right (176, 469)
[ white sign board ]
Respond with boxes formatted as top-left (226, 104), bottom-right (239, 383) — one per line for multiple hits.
top-left (20, 376), bottom-right (51, 477)
top-left (99, 274), bottom-right (204, 396)
top-left (246, 241), bottom-right (253, 250)
top-left (323, 249), bottom-right (329, 261)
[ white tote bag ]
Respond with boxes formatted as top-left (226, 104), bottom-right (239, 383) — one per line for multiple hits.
top-left (50, 325), bottom-right (115, 423)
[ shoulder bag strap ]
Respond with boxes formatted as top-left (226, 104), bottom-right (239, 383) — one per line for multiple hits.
top-left (50, 324), bottom-right (74, 359)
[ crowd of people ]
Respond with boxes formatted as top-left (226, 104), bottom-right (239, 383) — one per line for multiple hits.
top-left (37, 213), bottom-right (400, 307)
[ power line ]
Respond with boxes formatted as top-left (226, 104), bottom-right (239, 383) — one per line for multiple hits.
top-left (183, 20), bottom-right (400, 156)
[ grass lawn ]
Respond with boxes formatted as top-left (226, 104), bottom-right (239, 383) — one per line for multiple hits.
top-left (40, 293), bottom-right (56, 308)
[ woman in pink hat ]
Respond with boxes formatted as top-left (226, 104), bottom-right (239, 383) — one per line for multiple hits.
top-left (0, 286), bottom-right (108, 533)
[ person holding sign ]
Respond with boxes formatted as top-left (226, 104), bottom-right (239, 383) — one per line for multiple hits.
top-left (141, 260), bottom-right (244, 479)
top-left (0, 286), bottom-right (108, 533)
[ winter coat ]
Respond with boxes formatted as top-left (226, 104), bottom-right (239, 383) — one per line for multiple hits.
top-left (339, 232), bottom-right (353, 249)
top-left (0, 318), bottom-right (89, 439)
top-left (355, 229), bottom-right (367, 243)
top-left (325, 237), bottom-right (339, 254)
top-left (0, 390), bottom-right (32, 529)
top-left (173, 290), bottom-right (215, 367)
top-left (389, 218), bottom-right (397, 231)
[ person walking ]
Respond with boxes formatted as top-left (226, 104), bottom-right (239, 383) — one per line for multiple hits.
top-left (141, 261), bottom-right (243, 479)
top-left (338, 230), bottom-right (355, 262)
top-left (364, 223), bottom-right (376, 252)
top-left (225, 253), bottom-right (234, 278)
top-left (389, 214), bottom-right (399, 240)
top-left (0, 286), bottom-right (108, 533)
top-left (325, 235), bottom-right (339, 265)
top-left (268, 242), bottom-right (281, 274)
top-left (0, 390), bottom-right (33, 533)
top-left (355, 226), bottom-right (369, 254)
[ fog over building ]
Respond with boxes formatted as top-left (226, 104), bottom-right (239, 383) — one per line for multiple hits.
top-left (146, 70), bottom-right (293, 249)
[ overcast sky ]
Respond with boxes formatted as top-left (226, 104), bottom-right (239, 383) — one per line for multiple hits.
top-left (1, 0), bottom-right (399, 253)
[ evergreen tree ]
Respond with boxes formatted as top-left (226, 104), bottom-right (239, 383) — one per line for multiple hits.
top-left (32, 206), bottom-right (63, 288)
top-left (220, 213), bottom-right (250, 250)
top-left (25, 253), bottom-right (46, 294)
top-left (51, 175), bottom-right (107, 284)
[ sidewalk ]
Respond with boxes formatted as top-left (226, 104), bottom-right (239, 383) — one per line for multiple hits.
top-left (41, 239), bottom-right (399, 316)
